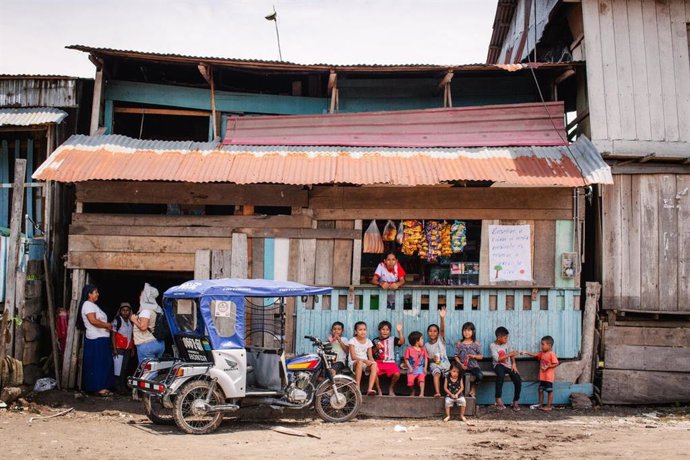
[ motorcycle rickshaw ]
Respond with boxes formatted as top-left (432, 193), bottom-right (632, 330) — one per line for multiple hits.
top-left (128, 278), bottom-right (362, 435)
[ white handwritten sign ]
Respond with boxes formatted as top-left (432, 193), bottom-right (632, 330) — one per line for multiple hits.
top-left (488, 225), bottom-right (532, 282)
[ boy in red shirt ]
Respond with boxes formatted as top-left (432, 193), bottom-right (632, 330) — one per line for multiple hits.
top-left (522, 335), bottom-right (559, 411)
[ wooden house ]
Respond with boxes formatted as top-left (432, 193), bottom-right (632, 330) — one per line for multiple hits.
top-left (488, 0), bottom-right (690, 404)
top-left (32, 46), bottom-right (612, 404)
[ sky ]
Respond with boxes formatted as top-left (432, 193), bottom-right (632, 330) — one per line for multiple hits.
top-left (0, 0), bottom-right (497, 78)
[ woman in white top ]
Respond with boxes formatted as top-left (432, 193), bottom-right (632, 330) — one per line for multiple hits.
top-left (79, 284), bottom-right (114, 396)
top-left (130, 283), bottom-right (165, 364)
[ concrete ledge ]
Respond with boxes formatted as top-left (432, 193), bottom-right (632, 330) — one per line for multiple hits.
top-left (360, 395), bottom-right (476, 417)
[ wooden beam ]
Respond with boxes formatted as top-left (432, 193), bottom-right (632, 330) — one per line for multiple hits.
top-left (61, 269), bottom-right (84, 388)
top-left (113, 107), bottom-right (211, 117)
top-left (0, 159), bottom-right (26, 361)
top-left (69, 251), bottom-right (195, 271)
top-left (313, 208), bottom-right (572, 221)
top-left (75, 182), bottom-right (308, 207)
top-left (233, 227), bottom-right (361, 240)
top-left (89, 67), bottom-right (104, 135)
top-left (70, 224), bottom-right (234, 238)
top-left (194, 249), bottom-right (211, 279)
top-left (601, 369), bottom-right (690, 404)
top-left (71, 213), bottom-right (313, 228)
top-left (605, 325), bottom-right (690, 347)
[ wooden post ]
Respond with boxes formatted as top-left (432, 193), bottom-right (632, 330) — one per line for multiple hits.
top-left (44, 251), bottom-right (61, 389)
top-left (89, 61), bottom-right (104, 135)
top-left (61, 268), bottom-right (84, 388)
top-left (0, 159), bottom-right (27, 362)
top-left (12, 271), bottom-right (26, 361)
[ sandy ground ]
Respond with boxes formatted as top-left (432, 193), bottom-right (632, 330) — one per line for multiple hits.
top-left (1, 391), bottom-right (689, 459)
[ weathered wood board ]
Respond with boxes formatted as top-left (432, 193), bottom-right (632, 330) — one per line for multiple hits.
top-left (601, 369), bottom-right (690, 404)
top-left (605, 326), bottom-right (690, 348)
top-left (605, 345), bottom-right (690, 373)
top-left (69, 252), bottom-right (195, 271)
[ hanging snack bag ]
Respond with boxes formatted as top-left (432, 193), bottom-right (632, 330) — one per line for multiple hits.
top-left (451, 220), bottom-right (467, 253)
top-left (382, 220), bottom-right (397, 242)
top-left (401, 220), bottom-right (424, 255)
top-left (363, 220), bottom-right (384, 254)
top-left (395, 221), bottom-right (404, 245)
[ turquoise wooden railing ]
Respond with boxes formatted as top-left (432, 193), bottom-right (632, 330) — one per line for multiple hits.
top-left (296, 286), bottom-right (582, 359)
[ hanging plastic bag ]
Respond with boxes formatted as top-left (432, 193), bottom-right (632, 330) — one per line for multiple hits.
top-left (363, 220), bottom-right (384, 253)
top-left (395, 221), bottom-right (404, 245)
top-left (382, 220), bottom-right (397, 242)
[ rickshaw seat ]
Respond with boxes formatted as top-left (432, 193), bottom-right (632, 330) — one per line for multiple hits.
top-left (246, 347), bottom-right (283, 391)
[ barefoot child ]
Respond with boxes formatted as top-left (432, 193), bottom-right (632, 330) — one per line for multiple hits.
top-left (327, 321), bottom-right (349, 375)
top-left (425, 308), bottom-right (450, 397)
top-left (490, 326), bottom-right (522, 411)
top-left (349, 321), bottom-right (379, 396)
top-left (522, 335), bottom-right (559, 411)
top-left (372, 321), bottom-right (403, 395)
top-left (443, 364), bottom-right (468, 423)
top-left (454, 321), bottom-right (483, 397)
top-left (404, 331), bottom-right (428, 397)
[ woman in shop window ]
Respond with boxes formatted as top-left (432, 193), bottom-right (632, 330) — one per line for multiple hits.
top-left (79, 284), bottom-right (115, 396)
top-left (371, 252), bottom-right (406, 309)
top-left (130, 283), bottom-right (165, 363)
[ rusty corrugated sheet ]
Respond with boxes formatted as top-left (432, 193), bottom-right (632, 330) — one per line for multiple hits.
top-left (0, 108), bottom-right (68, 126)
top-left (224, 102), bottom-right (566, 148)
top-left (33, 134), bottom-right (612, 186)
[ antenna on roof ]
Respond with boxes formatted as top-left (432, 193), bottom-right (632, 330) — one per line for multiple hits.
top-left (265, 5), bottom-right (283, 62)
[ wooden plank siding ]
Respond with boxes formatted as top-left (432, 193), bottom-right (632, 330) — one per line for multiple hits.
top-left (601, 174), bottom-right (689, 312)
top-left (582, 0), bottom-right (690, 158)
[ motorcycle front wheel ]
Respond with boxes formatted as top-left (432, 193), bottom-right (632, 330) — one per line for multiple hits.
top-left (313, 375), bottom-right (362, 423)
top-left (172, 380), bottom-right (225, 435)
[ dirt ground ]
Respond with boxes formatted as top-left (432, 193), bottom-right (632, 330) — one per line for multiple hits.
top-left (1, 391), bottom-right (689, 459)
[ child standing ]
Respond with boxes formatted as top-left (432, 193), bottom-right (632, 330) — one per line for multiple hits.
top-left (522, 335), bottom-right (559, 411)
top-left (404, 331), bottom-right (428, 397)
top-left (454, 321), bottom-right (483, 397)
top-left (490, 326), bottom-right (522, 411)
top-left (372, 321), bottom-right (403, 396)
top-left (327, 321), bottom-right (349, 375)
top-left (349, 321), bottom-right (379, 396)
top-left (443, 364), bottom-right (468, 423)
top-left (425, 308), bottom-right (450, 397)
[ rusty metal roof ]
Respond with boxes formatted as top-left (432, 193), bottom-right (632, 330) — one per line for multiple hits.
top-left (0, 108), bottom-right (68, 126)
top-left (33, 134), bottom-right (611, 186)
top-left (224, 102), bottom-right (566, 148)
top-left (67, 44), bottom-right (581, 74)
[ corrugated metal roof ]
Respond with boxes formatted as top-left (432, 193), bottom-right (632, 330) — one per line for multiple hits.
top-left (0, 108), bottom-right (68, 127)
top-left (67, 44), bottom-right (582, 74)
top-left (33, 134), bottom-right (612, 186)
top-left (224, 102), bottom-right (566, 148)
top-left (0, 75), bottom-right (81, 80)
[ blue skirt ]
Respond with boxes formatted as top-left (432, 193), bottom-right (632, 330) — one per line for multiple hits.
top-left (83, 337), bottom-right (115, 392)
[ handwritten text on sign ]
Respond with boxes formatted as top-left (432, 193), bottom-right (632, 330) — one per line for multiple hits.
top-left (489, 225), bottom-right (532, 282)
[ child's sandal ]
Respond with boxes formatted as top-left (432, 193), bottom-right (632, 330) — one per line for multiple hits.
top-left (367, 390), bottom-right (377, 396)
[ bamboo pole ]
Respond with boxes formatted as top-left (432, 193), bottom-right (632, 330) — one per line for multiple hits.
top-left (43, 250), bottom-right (61, 389)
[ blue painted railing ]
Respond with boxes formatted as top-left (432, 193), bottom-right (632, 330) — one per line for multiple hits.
top-left (296, 286), bottom-right (582, 359)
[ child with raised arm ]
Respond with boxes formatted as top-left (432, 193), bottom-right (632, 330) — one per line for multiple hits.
top-left (443, 363), bottom-right (469, 423)
top-left (372, 321), bottom-right (403, 396)
top-left (454, 321), bottom-right (483, 398)
top-left (490, 326), bottom-right (522, 411)
top-left (327, 321), bottom-right (349, 375)
top-left (522, 335), bottom-right (559, 411)
top-left (425, 308), bottom-right (451, 397)
top-left (349, 321), bottom-right (379, 396)
top-left (404, 331), bottom-right (428, 397)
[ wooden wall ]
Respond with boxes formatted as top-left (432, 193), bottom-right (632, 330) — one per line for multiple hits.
top-left (582, 0), bottom-right (690, 159)
top-left (601, 174), bottom-right (690, 312)
top-left (601, 324), bottom-right (690, 404)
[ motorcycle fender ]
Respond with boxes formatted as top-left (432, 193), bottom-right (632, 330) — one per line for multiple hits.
top-left (209, 349), bottom-right (247, 398)
top-left (317, 374), bottom-right (357, 392)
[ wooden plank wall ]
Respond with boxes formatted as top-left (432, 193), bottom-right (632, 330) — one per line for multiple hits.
top-left (582, 0), bottom-right (690, 158)
top-left (601, 324), bottom-right (690, 404)
top-left (601, 174), bottom-right (690, 312)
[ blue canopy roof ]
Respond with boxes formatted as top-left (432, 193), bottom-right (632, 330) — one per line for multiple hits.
top-left (164, 278), bottom-right (332, 298)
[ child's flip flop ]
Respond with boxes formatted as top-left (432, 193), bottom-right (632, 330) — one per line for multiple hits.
top-left (367, 390), bottom-right (377, 396)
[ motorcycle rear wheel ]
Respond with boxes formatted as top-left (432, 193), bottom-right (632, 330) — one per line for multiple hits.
top-left (314, 375), bottom-right (362, 423)
top-left (143, 394), bottom-right (174, 425)
top-left (173, 380), bottom-right (225, 435)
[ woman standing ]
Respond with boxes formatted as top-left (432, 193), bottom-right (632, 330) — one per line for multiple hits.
top-left (79, 284), bottom-right (114, 396)
top-left (130, 283), bottom-right (165, 363)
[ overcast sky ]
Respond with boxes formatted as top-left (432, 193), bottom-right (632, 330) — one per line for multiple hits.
top-left (0, 0), bottom-right (497, 78)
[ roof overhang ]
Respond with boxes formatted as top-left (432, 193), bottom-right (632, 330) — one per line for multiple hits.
top-left (0, 108), bottom-right (68, 127)
top-left (33, 134), bottom-right (612, 187)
